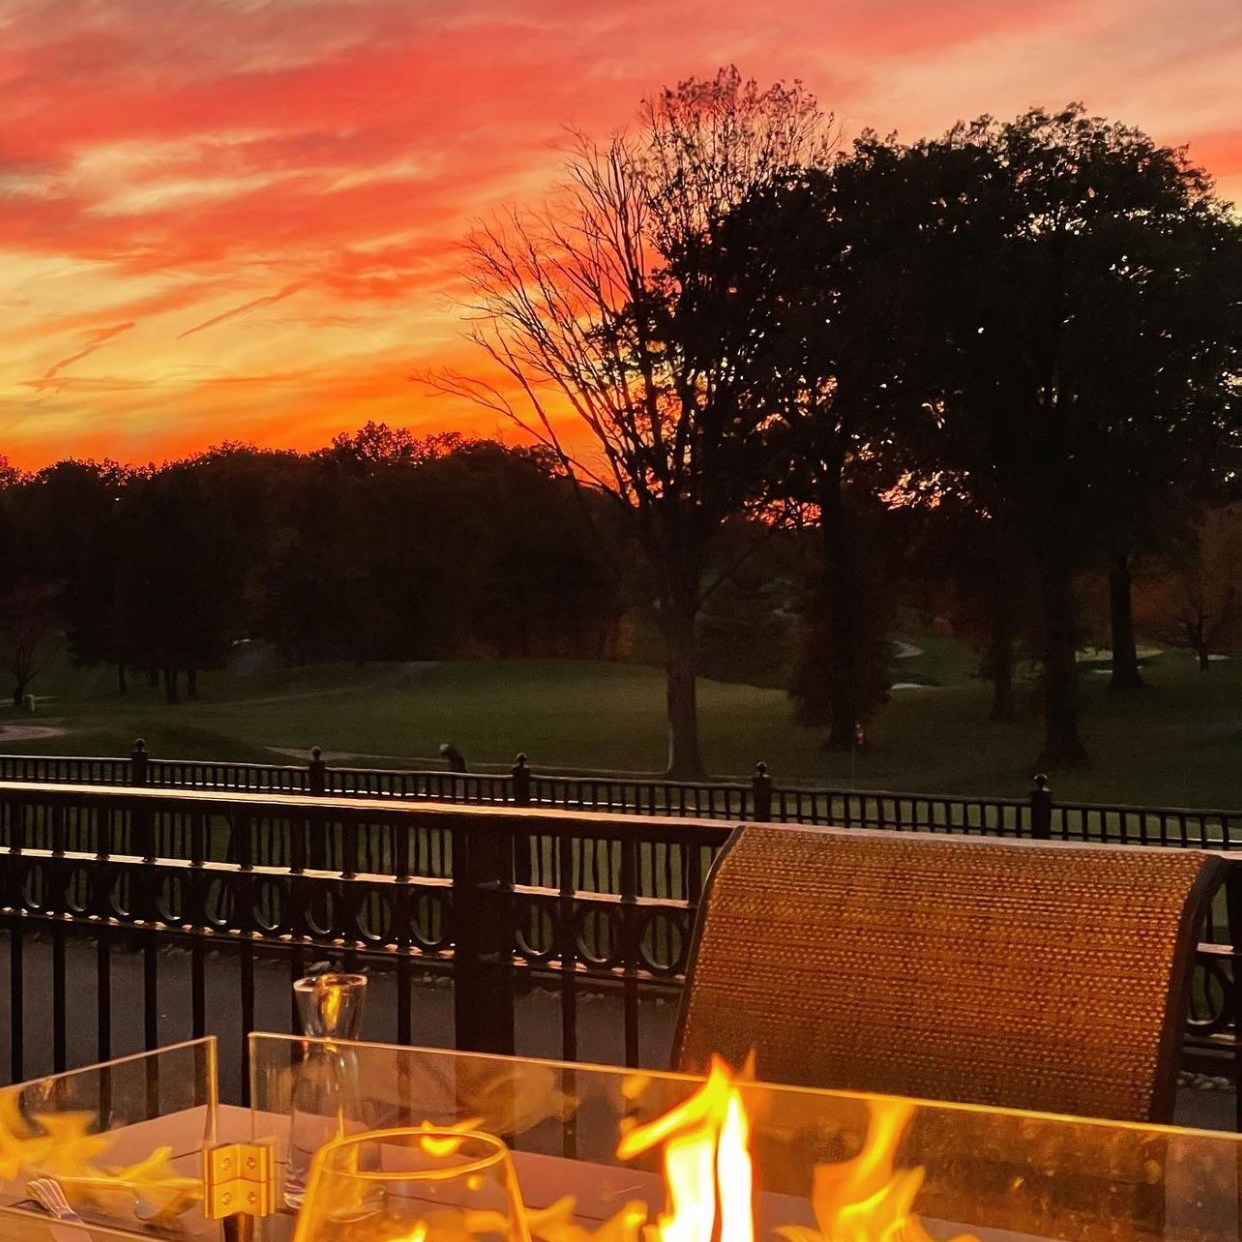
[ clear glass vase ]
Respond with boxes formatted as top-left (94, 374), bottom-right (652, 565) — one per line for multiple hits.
top-left (284, 971), bottom-right (369, 1209)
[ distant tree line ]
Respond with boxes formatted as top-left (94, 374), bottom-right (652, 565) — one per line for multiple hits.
top-left (437, 67), bottom-right (1242, 775)
top-left (1, 417), bottom-right (1240, 773)
top-left (0, 427), bottom-right (630, 705)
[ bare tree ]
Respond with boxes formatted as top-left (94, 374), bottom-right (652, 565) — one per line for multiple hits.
top-left (1139, 504), bottom-right (1242, 671)
top-left (0, 580), bottom-right (62, 708)
top-left (429, 67), bottom-right (833, 777)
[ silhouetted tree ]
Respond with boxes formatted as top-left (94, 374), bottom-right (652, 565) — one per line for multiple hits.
top-left (695, 521), bottom-right (798, 688)
top-left (435, 67), bottom-right (835, 776)
top-left (1136, 504), bottom-right (1242, 670)
top-left (914, 105), bottom-right (1242, 765)
top-left (416, 442), bottom-right (627, 658)
top-left (11, 459), bottom-right (132, 688)
top-left (319, 423), bottom-right (464, 472)
top-left (704, 143), bottom-right (939, 746)
top-left (901, 497), bottom-right (1039, 722)
top-left (116, 462), bottom-right (246, 700)
top-left (247, 433), bottom-right (626, 666)
top-left (1091, 208), bottom-right (1242, 689)
top-left (787, 492), bottom-right (896, 738)
top-left (0, 580), bottom-right (62, 707)
top-left (0, 455), bottom-right (25, 490)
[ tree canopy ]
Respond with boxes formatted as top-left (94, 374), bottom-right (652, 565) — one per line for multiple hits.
top-left (439, 88), bottom-right (1242, 770)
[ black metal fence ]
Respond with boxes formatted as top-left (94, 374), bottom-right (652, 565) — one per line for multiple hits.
top-left (0, 778), bottom-right (1239, 1121)
top-left (6, 748), bottom-right (1242, 847)
top-left (0, 782), bottom-right (724, 1100)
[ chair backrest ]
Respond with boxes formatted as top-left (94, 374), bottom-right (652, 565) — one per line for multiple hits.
top-left (674, 825), bottom-right (1221, 1123)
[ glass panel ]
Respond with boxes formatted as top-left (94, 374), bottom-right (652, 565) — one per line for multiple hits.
top-left (251, 1034), bottom-right (1242, 1242)
top-left (0, 1038), bottom-right (221, 1240)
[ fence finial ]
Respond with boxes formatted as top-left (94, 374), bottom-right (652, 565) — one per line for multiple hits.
top-left (752, 761), bottom-right (773, 822)
top-left (1030, 772), bottom-right (1052, 839)
top-left (512, 753), bottom-right (532, 806)
top-left (309, 747), bottom-right (327, 796)
top-left (131, 738), bottom-right (149, 787)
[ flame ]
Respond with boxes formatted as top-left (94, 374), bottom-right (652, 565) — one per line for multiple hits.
top-left (612, 1058), bottom-right (975, 1242)
top-left (412, 1117), bottom-right (485, 1158)
top-left (716, 1092), bottom-right (752, 1242)
top-left (615, 1058), bottom-right (752, 1242)
top-left (778, 1100), bottom-right (979, 1242)
top-left (0, 1087), bottom-right (202, 1223)
top-left (529, 1196), bottom-right (648, 1242)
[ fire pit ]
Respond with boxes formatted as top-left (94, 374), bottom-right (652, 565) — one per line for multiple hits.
top-left (1, 1032), bottom-right (1239, 1241)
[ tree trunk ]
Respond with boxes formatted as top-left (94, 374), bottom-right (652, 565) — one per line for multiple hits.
top-left (145, 667), bottom-right (159, 689)
top-left (186, 667), bottom-right (199, 700)
top-left (164, 667), bottom-right (179, 705)
top-left (11, 679), bottom-right (27, 709)
top-left (1037, 562), bottom-right (1089, 768)
top-left (1108, 556), bottom-right (1143, 690)
top-left (516, 588), bottom-right (530, 659)
top-left (1183, 618), bottom-right (1212, 671)
top-left (117, 663), bottom-right (127, 694)
top-left (819, 466), bottom-right (860, 751)
top-left (663, 595), bottom-right (705, 779)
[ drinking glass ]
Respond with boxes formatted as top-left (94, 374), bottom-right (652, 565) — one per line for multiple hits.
top-left (291, 1128), bottom-right (531, 1242)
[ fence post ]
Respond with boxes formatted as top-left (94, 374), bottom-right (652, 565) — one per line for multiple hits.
top-left (1225, 862), bottom-right (1242, 1133)
top-left (129, 738), bottom-right (154, 861)
top-left (452, 815), bottom-right (516, 1055)
top-left (511, 753), bottom-right (531, 807)
top-left (130, 738), bottom-right (149, 787)
top-left (304, 744), bottom-right (327, 870)
top-left (308, 746), bottom-right (328, 796)
top-left (752, 762), bottom-right (773, 822)
top-left (510, 754), bottom-right (533, 888)
top-left (1030, 773), bottom-right (1052, 840)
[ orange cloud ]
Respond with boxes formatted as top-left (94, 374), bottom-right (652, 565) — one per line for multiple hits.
top-left (0, 0), bottom-right (1238, 469)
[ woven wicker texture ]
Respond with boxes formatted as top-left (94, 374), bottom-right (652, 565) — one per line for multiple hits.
top-left (676, 825), bottom-right (1218, 1122)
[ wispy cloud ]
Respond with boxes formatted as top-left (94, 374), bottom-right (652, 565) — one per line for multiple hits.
top-left (176, 283), bottom-right (306, 340)
top-left (31, 321), bottom-right (136, 390)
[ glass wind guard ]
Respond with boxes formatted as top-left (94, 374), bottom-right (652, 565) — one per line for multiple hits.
top-left (250, 1033), bottom-right (1242, 1242)
top-left (0, 1037), bottom-right (222, 1240)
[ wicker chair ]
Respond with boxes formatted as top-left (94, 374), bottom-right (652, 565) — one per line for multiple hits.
top-left (674, 825), bottom-right (1221, 1123)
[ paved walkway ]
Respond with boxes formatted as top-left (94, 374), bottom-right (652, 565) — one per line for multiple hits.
top-left (0, 724), bottom-right (70, 742)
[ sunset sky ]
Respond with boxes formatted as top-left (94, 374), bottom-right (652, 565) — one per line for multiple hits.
top-left (2, 0), bottom-right (1240, 470)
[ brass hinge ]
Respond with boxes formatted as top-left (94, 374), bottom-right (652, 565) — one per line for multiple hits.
top-left (203, 1141), bottom-right (277, 1221)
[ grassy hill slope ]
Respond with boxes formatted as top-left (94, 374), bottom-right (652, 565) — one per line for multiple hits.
top-left (4, 639), bottom-right (1242, 807)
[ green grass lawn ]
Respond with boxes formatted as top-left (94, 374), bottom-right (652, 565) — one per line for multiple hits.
top-left (5, 637), bottom-right (1242, 808)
